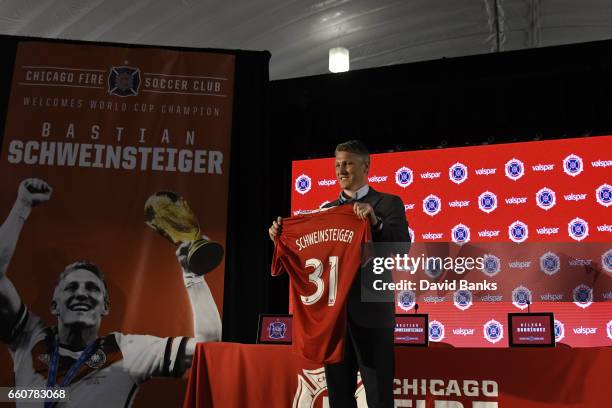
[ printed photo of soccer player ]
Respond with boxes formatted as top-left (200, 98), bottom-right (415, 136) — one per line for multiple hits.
top-left (269, 140), bottom-right (411, 408)
top-left (0, 178), bottom-right (222, 407)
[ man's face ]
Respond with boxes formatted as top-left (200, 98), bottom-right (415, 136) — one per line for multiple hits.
top-left (335, 150), bottom-right (369, 191)
top-left (52, 269), bottom-right (108, 328)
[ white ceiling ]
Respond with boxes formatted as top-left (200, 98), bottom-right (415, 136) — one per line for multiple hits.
top-left (1, 0), bottom-right (612, 80)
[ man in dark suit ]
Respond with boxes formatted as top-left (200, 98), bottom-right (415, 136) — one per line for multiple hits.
top-left (269, 140), bottom-right (410, 407)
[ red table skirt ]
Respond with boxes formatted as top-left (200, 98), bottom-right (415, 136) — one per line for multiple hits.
top-left (184, 343), bottom-right (610, 407)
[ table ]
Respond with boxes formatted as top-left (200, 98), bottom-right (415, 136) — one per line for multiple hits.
top-left (184, 343), bottom-right (610, 407)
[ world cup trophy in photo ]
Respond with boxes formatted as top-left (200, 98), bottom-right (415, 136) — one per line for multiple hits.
top-left (144, 191), bottom-right (224, 275)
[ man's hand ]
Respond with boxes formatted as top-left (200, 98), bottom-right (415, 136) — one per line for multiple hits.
top-left (268, 216), bottom-right (282, 242)
top-left (17, 178), bottom-right (52, 208)
top-left (353, 202), bottom-right (378, 226)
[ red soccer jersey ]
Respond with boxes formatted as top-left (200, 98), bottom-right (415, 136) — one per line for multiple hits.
top-left (271, 205), bottom-right (371, 364)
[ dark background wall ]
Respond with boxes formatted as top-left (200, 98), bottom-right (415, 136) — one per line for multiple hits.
top-left (253, 39), bottom-right (612, 341)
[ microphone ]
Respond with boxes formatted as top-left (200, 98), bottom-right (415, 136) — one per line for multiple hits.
top-left (414, 303), bottom-right (419, 314)
top-left (526, 299), bottom-right (531, 313)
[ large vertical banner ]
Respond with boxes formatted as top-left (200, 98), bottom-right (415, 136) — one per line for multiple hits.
top-left (0, 41), bottom-right (234, 405)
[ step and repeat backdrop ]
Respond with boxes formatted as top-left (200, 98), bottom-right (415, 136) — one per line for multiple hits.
top-left (291, 136), bottom-right (612, 347)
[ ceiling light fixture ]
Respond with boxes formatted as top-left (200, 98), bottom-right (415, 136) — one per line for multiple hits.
top-left (329, 47), bottom-right (349, 73)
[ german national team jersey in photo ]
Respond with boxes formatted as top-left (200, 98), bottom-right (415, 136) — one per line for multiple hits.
top-left (6, 307), bottom-right (188, 407)
top-left (271, 205), bottom-right (371, 364)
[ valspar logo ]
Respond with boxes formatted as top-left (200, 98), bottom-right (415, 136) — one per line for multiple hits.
top-left (317, 178), bottom-right (336, 187)
top-left (596, 183), bottom-right (612, 207)
top-left (404, 203), bottom-right (415, 211)
top-left (505, 158), bottom-right (524, 181)
top-left (368, 175), bottom-right (388, 183)
top-left (536, 227), bottom-right (559, 236)
top-left (294, 174), bottom-right (312, 195)
top-left (536, 187), bottom-right (556, 210)
top-left (452, 328), bottom-right (475, 336)
top-left (475, 168), bottom-right (496, 176)
top-left (573, 327), bottom-right (597, 335)
top-left (505, 196), bottom-right (527, 205)
top-left (395, 166), bottom-right (413, 188)
top-left (532, 163), bottom-right (554, 172)
top-left (478, 191), bottom-right (497, 213)
top-left (449, 200), bottom-right (470, 208)
top-left (564, 193), bottom-right (587, 202)
top-left (449, 162), bottom-right (468, 184)
top-left (592, 159), bottom-right (612, 168)
top-left (597, 224), bottom-right (612, 232)
top-left (563, 154), bottom-right (583, 176)
top-left (568, 217), bottom-right (589, 241)
top-left (478, 230), bottom-right (500, 238)
top-left (420, 171), bottom-right (441, 179)
top-left (422, 232), bottom-right (444, 240)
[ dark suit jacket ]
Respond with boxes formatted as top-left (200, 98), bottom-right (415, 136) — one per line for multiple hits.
top-left (323, 187), bottom-right (410, 328)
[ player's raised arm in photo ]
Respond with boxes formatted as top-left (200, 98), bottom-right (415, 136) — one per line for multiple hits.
top-left (0, 178), bottom-right (52, 339)
top-left (175, 240), bottom-right (222, 370)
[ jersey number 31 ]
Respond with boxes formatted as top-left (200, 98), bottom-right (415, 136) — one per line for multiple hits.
top-left (301, 256), bottom-right (339, 306)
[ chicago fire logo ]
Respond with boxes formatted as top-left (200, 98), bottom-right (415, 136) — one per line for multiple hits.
top-left (451, 223), bottom-right (470, 245)
top-left (505, 158), bottom-right (525, 181)
top-left (293, 367), bottom-right (367, 407)
top-left (563, 154), bottom-right (583, 177)
top-left (573, 284), bottom-right (593, 309)
top-left (596, 183), bottom-right (612, 207)
top-left (540, 252), bottom-right (560, 276)
top-left (422, 194), bottom-right (442, 216)
top-left (108, 66), bottom-right (141, 97)
top-left (602, 249), bottom-right (612, 274)
top-left (295, 174), bottom-right (312, 195)
top-left (607, 320), bottom-right (612, 340)
top-left (536, 187), bottom-right (556, 210)
top-left (453, 290), bottom-right (473, 311)
top-left (554, 320), bottom-right (565, 342)
top-left (508, 220), bottom-right (529, 243)
top-left (429, 320), bottom-right (445, 342)
top-left (478, 191), bottom-right (497, 213)
top-left (268, 321), bottom-right (287, 340)
top-left (395, 167), bottom-right (413, 188)
top-left (512, 285), bottom-right (532, 310)
top-left (481, 254), bottom-right (501, 277)
top-left (483, 319), bottom-right (504, 344)
top-left (397, 290), bottom-right (416, 312)
top-left (567, 217), bottom-right (589, 241)
top-left (449, 162), bottom-right (468, 184)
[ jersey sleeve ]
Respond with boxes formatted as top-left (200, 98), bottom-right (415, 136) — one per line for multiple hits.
top-left (113, 333), bottom-right (189, 384)
top-left (271, 239), bottom-right (287, 276)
